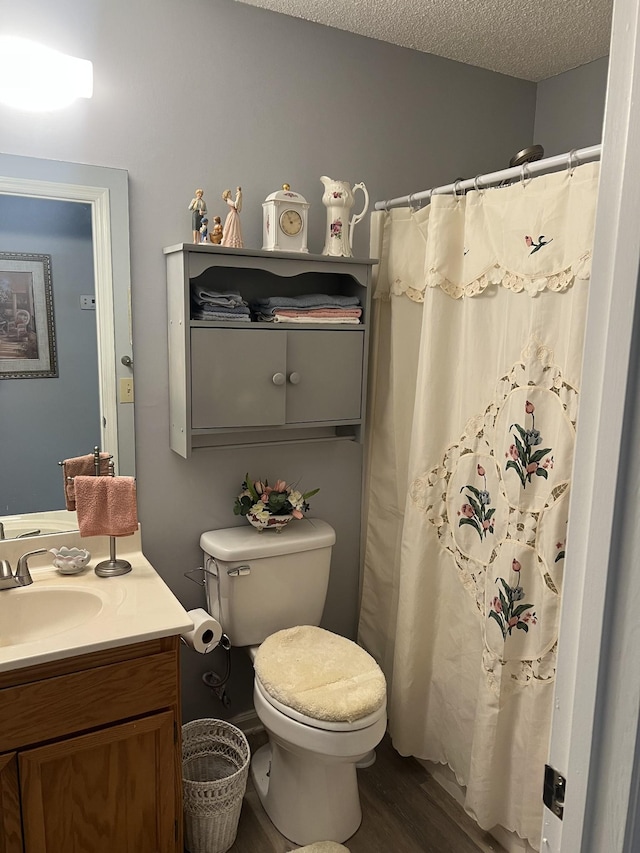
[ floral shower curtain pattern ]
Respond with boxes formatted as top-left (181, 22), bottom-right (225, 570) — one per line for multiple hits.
top-left (359, 163), bottom-right (600, 849)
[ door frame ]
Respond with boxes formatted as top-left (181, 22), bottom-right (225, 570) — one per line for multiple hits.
top-left (544, 0), bottom-right (640, 849)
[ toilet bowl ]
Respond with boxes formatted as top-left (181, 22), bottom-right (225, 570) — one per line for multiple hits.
top-left (250, 625), bottom-right (387, 845)
top-left (199, 522), bottom-right (387, 845)
top-left (252, 673), bottom-right (386, 844)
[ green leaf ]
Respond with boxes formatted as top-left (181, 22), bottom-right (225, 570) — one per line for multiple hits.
top-left (498, 589), bottom-right (509, 617)
top-left (245, 475), bottom-right (259, 502)
top-left (268, 493), bottom-right (287, 511)
top-left (488, 610), bottom-right (506, 638)
top-left (467, 495), bottom-right (482, 517)
top-left (513, 434), bottom-right (528, 463)
top-left (485, 507), bottom-right (496, 520)
top-left (555, 550), bottom-right (565, 562)
top-left (511, 423), bottom-right (528, 442)
top-left (535, 467), bottom-right (548, 479)
top-left (459, 517), bottom-right (483, 540)
top-left (302, 488), bottom-right (320, 500)
top-left (506, 460), bottom-right (526, 487)
top-left (530, 447), bottom-right (553, 464)
top-left (460, 484), bottom-right (482, 498)
top-left (498, 577), bottom-right (511, 596)
top-left (516, 622), bottom-right (529, 632)
top-left (512, 603), bottom-right (534, 618)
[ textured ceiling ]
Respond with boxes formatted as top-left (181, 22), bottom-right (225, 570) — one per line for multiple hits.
top-left (234, 0), bottom-right (612, 82)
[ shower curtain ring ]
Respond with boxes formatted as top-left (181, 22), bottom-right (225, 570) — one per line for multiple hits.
top-left (453, 179), bottom-right (464, 199)
top-left (473, 175), bottom-right (483, 193)
top-left (520, 163), bottom-right (531, 187)
top-left (567, 149), bottom-right (579, 175)
top-left (408, 193), bottom-right (420, 212)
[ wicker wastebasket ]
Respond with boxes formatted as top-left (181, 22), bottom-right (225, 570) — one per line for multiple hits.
top-left (182, 718), bottom-right (251, 853)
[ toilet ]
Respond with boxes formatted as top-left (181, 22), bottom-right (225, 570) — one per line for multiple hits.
top-left (199, 519), bottom-right (387, 845)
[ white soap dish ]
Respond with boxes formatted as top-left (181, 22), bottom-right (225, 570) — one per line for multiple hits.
top-left (50, 547), bottom-right (91, 574)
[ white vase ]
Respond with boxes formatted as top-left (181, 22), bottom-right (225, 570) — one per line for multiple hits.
top-left (320, 176), bottom-right (370, 258)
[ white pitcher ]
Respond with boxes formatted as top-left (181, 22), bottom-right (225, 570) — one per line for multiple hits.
top-left (321, 176), bottom-right (370, 258)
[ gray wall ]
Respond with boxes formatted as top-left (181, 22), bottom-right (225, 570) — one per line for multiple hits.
top-left (534, 57), bottom-right (609, 155)
top-left (0, 0), bottom-right (536, 721)
top-left (0, 197), bottom-right (97, 514)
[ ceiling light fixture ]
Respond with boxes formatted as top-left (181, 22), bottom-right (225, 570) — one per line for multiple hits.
top-left (0, 36), bottom-right (93, 111)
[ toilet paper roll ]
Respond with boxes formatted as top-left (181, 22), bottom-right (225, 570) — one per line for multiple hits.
top-left (181, 608), bottom-right (223, 653)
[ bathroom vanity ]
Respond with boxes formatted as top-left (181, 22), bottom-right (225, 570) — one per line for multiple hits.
top-left (0, 532), bottom-right (192, 853)
top-left (164, 244), bottom-right (376, 456)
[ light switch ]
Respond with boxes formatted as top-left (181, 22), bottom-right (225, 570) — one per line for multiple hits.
top-left (120, 377), bottom-right (134, 403)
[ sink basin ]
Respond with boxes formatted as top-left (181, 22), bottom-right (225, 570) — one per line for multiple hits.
top-left (0, 588), bottom-right (104, 647)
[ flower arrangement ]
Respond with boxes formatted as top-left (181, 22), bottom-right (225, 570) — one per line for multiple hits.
top-left (488, 559), bottom-right (537, 639)
top-left (234, 474), bottom-right (319, 531)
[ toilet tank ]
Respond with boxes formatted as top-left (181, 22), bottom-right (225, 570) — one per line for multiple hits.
top-left (200, 519), bottom-right (336, 647)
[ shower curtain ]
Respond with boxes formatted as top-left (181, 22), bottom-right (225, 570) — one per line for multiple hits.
top-left (359, 162), bottom-right (600, 849)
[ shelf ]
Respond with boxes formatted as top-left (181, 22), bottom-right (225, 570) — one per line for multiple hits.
top-left (166, 246), bottom-right (374, 455)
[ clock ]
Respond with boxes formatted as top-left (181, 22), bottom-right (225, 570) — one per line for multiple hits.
top-left (279, 208), bottom-right (303, 236)
top-left (263, 184), bottom-right (310, 252)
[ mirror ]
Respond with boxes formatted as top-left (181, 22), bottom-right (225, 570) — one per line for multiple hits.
top-left (0, 153), bottom-right (134, 538)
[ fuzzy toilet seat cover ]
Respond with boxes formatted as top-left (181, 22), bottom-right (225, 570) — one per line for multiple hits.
top-left (254, 625), bottom-right (386, 723)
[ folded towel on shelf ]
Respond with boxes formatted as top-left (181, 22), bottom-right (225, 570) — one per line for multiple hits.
top-left (192, 309), bottom-right (252, 322)
top-left (251, 293), bottom-right (361, 313)
top-left (270, 315), bottom-right (361, 324)
top-left (75, 475), bottom-right (138, 537)
top-left (254, 307), bottom-right (362, 324)
top-left (62, 452), bottom-right (111, 511)
top-left (191, 287), bottom-right (245, 308)
top-left (192, 302), bottom-right (251, 316)
top-left (273, 308), bottom-right (362, 319)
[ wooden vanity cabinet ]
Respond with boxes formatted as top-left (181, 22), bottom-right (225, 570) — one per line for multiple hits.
top-left (165, 244), bottom-right (376, 456)
top-left (0, 637), bottom-right (183, 853)
top-left (0, 754), bottom-right (21, 853)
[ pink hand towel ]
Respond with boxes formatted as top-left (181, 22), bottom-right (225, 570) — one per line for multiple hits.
top-left (62, 453), bottom-right (111, 511)
top-left (75, 476), bottom-right (138, 537)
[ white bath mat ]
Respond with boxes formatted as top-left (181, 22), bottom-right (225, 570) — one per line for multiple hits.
top-left (293, 844), bottom-right (350, 853)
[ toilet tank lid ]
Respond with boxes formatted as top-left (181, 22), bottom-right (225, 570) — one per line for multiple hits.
top-left (200, 518), bottom-right (335, 561)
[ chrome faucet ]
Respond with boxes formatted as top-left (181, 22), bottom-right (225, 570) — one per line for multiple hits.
top-left (0, 549), bottom-right (47, 590)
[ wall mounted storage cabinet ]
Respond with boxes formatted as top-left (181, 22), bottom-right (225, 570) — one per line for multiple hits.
top-left (164, 244), bottom-right (375, 456)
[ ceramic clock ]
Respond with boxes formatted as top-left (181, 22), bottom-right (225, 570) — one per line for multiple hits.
top-left (262, 184), bottom-right (310, 253)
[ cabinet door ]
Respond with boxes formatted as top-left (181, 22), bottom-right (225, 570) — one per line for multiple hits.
top-left (0, 753), bottom-right (22, 853)
top-left (286, 330), bottom-right (364, 424)
top-left (191, 328), bottom-right (287, 428)
top-left (19, 712), bottom-right (178, 853)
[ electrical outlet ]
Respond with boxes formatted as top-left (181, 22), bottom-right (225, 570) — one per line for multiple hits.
top-left (119, 377), bottom-right (134, 403)
top-left (80, 295), bottom-right (96, 310)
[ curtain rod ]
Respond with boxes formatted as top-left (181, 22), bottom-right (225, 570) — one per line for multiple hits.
top-left (374, 144), bottom-right (602, 211)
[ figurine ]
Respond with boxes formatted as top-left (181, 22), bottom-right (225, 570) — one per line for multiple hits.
top-left (199, 217), bottom-right (209, 243)
top-left (221, 187), bottom-right (243, 248)
top-left (210, 216), bottom-right (223, 244)
top-left (188, 188), bottom-right (207, 244)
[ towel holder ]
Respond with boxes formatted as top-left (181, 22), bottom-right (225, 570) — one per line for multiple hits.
top-left (94, 458), bottom-right (133, 577)
top-left (59, 447), bottom-right (132, 577)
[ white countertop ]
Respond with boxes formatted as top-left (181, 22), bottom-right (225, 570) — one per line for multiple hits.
top-left (0, 528), bottom-right (193, 673)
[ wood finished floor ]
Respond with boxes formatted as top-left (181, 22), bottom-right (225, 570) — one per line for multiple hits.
top-left (227, 732), bottom-right (507, 853)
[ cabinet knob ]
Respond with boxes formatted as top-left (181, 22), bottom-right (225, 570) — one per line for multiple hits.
top-left (288, 372), bottom-right (301, 385)
top-left (272, 372), bottom-right (286, 386)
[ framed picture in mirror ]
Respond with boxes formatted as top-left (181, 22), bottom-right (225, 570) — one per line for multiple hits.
top-left (0, 250), bottom-right (57, 379)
